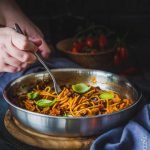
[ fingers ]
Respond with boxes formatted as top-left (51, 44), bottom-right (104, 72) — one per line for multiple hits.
top-left (0, 46), bottom-right (27, 72)
top-left (6, 42), bottom-right (36, 63)
top-left (11, 30), bottom-right (36, 51)
top-left (2, 52), bottom-right (22, 68)
top-left (23, 24), bottom-right (51, 59)
top-left (29, 37), bottom-right (51, 59)
top-left (0, 27), bottom-right (38, 73)
top-left (38, 39), bottom-right (51, 58)
top-left (29, 38), bottom-right (42, 47)
top-left (0, 44), bottom-right (35, 73)
top-left (2, 51), bottom-right (29, 71)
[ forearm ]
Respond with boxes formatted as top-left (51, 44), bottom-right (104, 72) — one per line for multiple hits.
top-left (0, 0), bottom-right (27, 27)
top-left (0, 0), bottom-right (50, 58)
top-left (0, 0), bottom-right (7, 26)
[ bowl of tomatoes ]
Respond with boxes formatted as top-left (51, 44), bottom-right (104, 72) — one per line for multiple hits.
top-left (56, 25), bottom-right (127, 69)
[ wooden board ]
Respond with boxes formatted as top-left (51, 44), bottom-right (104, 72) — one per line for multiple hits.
top-left (4, 110), bottom-right (95, 150)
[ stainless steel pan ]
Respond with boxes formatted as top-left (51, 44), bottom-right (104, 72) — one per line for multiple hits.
top-left (3, 69), bottom-right (142, 137)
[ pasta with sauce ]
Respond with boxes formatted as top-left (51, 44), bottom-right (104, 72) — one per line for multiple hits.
top-left (13, 82), bottom-right (133, 117)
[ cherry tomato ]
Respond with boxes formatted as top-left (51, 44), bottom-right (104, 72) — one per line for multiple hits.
top-left (117, 47), bottom-right (128, 59)
top-left (113, 54), bottom-right (121, 65)
top-left (73, 40), bottom-right (84, 51)
top-left (71, 47), bottom-right (79, 53)
top-left (98, 34), bottom-right (108, 49)
top-left (85, 38), bottom-right (94, 48)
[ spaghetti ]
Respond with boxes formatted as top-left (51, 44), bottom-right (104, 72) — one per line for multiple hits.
top-left (15, 82), bottom-right (133, 117)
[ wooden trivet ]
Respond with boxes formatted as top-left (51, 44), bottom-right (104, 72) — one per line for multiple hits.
top-left (4, 110), bottom-right (95, 150)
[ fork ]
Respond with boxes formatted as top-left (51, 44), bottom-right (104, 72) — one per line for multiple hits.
top-left (14, 23), bottom-right (61, 95)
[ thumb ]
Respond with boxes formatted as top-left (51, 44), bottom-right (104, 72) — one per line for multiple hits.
top-left (11, 32), bottom-right (36, 51)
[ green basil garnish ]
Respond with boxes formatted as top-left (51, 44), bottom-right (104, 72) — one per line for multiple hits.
top-left (99, 92), bottom-right (114, 100)
top-left (72, 83), bottom-right (91, 94)
top-left (36, 99), bottom-right (57, 107)
top-left (27, 92), bottom-right (39, 99)
top-left (63, 113), bottom-right (68, 117)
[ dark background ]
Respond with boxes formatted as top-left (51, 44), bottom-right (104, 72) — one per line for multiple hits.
top-left (15, 0), bottom-right (150, 68)
top-left (16, 0), bottom-right (150, 42)
top-left (16, 0), bottom-right (150, 97)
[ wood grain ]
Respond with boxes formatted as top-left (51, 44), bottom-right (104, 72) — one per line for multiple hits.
top-left (4, 110), bottom-right (95, 150)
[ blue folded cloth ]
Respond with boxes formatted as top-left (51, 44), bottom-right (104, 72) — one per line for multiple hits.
top-left (90, 104), bottom-right (150, 150)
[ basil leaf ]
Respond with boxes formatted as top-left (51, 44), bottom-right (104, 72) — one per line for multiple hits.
top-left (63, 113), bottom-right (73, 117)
top-left (27, 92), bottom-right (39, 99)
top-left (99, 92), bottom-right (114, 100)
top-left (72, 83), bottom-right (91, 94)
top-left (36, 99), bottom-right (56, 107)
top-left (63, 113), bottom-right (68, 117)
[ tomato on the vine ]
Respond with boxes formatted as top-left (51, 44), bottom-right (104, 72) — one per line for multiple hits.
top-left (85, 37), bottom-right (94, 48)
top-left (113, 54), bottom-right (121, 65)
top-left (72, 40), bottom-right (84, 51)
top-left (98, 34), bottom-right (108, 49)
top-left (117, 47), bottom-right (128, 59)
top-left (71, 47), bottom-right (79, 53)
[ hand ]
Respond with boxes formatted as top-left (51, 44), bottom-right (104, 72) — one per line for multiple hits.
top-left (0, 0), bottom-right (51, 59)
top-left (17, 18), bottom-right (51, 59)
top-left (0, 27), bottom-right (37, 72)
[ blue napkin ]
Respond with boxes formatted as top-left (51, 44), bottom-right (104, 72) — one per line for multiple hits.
top-left (90, 104), bottom-right (150, 150)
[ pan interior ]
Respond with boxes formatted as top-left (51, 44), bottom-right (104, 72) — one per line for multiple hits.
top-left (5, 69), bottom-right (138, 106)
